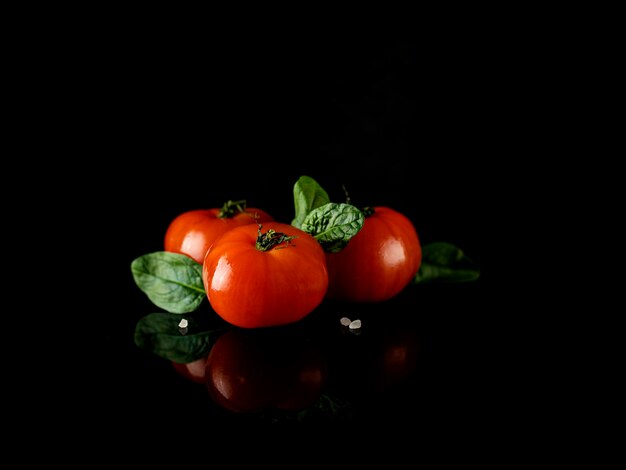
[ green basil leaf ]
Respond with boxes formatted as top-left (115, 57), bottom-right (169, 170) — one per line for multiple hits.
top-left (131, 252), bottom-right (206, 313)
top-left (291, 175), bottom-right (330, 229)
top-left (414, 242), bottom-right (480, 284)
top-left (301, 202), bottom-right (364, 253)
top-left (134, 312), bottom-right (226, 363)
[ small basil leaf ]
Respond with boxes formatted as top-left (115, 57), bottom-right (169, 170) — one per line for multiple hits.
top-left (134, 312), bottom-right (227, 363)
top-left (291, 175), bottom-right (330, 229)
top-left (414, 242), bottom-right (480, 284)
top-left (301, 202), bottom-right (364, 253)
top-left (131, 252), bottom-right (206, 313)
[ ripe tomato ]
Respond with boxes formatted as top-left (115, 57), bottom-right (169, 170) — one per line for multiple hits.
top-left (205, 329), bottom-right (327, 412)
top-left (324, 206), bottom-right (422, 302)
top-left (164, 200), bottom-right (273, 264)
top-left (203, 222), bottom-right (328, 328)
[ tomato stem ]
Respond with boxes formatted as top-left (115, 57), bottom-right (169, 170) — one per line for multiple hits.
top-left (362, 206), bottom-right (375, 217)
top-left (342, 184), bottom-right (352, 205)
top-left (218, 199), bottom-right (247, 218)
top-left (255, 225), bottom-right (297, 252)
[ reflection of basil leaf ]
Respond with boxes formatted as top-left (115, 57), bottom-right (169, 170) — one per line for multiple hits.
top-left (291, 175), bottom-right (330, 229)
top-left (297, 394), bottom-right (354, 422)
top-left (414, 242), bottom-right (480, 284)
top-left (263, 394), bottom-right (354, 424)
top-left (301, 203), bottom-right (364, 253)
top-left (131, 252), bottom-right (205, 313)
top-left (134, 312), bottom-right (226, 363)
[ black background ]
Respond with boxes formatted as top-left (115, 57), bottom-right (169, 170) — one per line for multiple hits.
top-left (57, 32), bottom-right (481, 432)
top-left (95, 32), bottom-right (480, 266)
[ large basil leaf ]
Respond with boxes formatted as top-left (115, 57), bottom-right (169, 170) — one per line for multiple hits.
top-left (291, 175), bottom-right (330, 229)
top-left (414, 242), bottom-right (480, 284)
top-left (134, 312), bottom-right (227, 363)
top-left (131, 252), bottom-right (205, 313)
top-left (301, 202), bottom-right (364, 253)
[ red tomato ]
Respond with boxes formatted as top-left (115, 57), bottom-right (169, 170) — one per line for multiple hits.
top-left (325, 206), bottom-right (422, 302)
top-left (164, 200), bottom-right (273, 264)
top-left (203, 222), bottom-right (328, 328)
top-left (206, 330), bottom-right (327, 413)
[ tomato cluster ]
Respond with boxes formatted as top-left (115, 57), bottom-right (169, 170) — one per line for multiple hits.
top-left (164, 196), bottom-right (421, 329)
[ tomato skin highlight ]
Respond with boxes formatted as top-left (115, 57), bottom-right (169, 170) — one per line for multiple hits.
top-left (203, 222), bottom-right (329, 328)
top-left (164, 207), bottom-right (273, 264)
top-left (325, 206), bottom-right (422, 302)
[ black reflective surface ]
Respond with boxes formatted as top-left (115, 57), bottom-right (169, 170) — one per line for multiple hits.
top-left (91, 281), bottom-right (480, 430)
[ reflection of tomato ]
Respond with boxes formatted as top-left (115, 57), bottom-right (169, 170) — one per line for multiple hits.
top-left (370, 325), bottom-right (420, 393)
top-left (325, 207), bottom-right (422, 302)
top-left (164, 201), bottom-right (273, 264)
top-left (205, 330), bottom-right (327, 413)
top-left (203, 222), bottom-right (328, 328)
top-left (171, 357), bottom-right (208, 384)
top-left (328, 318), bottom-right (420, 396)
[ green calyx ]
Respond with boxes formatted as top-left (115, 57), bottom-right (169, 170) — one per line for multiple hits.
top-left (361, 206), bottom-right (375, 217)
top-left (218, 199), bottom-right (247, 218)
top-left (255, 225), bottom-right (296, 252)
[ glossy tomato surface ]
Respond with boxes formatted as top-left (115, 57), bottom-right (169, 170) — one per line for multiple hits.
top-left (325, 206), bottom-right (421, 302)
top-left (164, 206), bottom-right (273, 264)
top-left (203, 222), bottom-right (328, 328)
